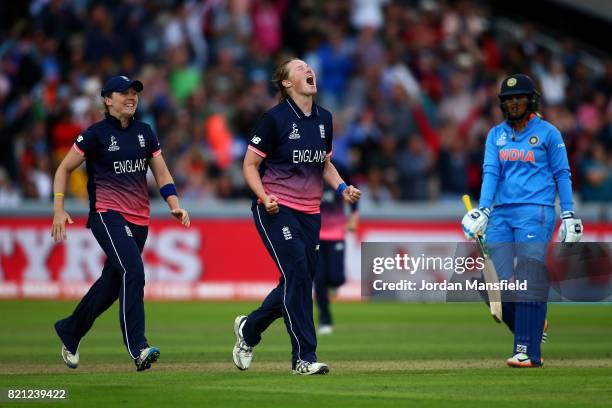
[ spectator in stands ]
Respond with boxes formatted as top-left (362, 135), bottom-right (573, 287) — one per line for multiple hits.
top-left (0, 0), bottom-right (610, 207)
top-left (580, 142), bottom-right (612, 202)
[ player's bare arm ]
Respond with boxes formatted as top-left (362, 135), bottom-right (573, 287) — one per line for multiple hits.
top-left (149, 154), bottom-right (190, 227)
top-left (51, 148), bottom-right (85, 242)
top-left (323, 158), bottom-right (361, 204)
top-left (243, 149), bottom-right (279, 214)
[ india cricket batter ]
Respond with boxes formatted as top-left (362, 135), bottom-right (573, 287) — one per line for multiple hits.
top-left (234, 58), bottom-right (361, 375)
top-left (461, 74), bottom-right (583, 367)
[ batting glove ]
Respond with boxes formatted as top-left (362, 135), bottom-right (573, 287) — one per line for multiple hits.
top-left (461, 207), bottom-right (490, 240)
top-left (558, 211), bottom-right (583, 243)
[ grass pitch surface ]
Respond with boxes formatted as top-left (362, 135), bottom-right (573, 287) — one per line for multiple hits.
top-left (0, 300), bottom-right (611, 407)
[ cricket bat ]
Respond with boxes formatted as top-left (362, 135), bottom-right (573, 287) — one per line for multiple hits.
top-left (462, 195), bottom-right (503, 323)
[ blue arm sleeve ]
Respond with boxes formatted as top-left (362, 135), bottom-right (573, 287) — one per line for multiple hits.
top-left (479, 129), bottom-right (500, 209)
top-left (480, 172), bottom-right (498, 209)
top-left (547, 128), bottom-right (573, 212)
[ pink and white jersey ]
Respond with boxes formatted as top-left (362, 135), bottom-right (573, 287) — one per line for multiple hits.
top-left (73, 115), bottom-right (161, 225)
top-left (248, 98), bottom-right (333, 214)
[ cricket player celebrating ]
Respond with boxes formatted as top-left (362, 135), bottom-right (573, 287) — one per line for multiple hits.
top-left (52, 76), bottom-right (190, 372)
top-left (234, 58), bottom-right (361, 375)
top-left (461, 74), bottom-right (583, 367)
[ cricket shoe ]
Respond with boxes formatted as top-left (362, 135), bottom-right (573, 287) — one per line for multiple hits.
top-left (542, 319), bottom-right (548, 343)
top-left (60, 344), bottom-right (79, 369)
top-left (317, 325), bottom-right (333, 335)
top-left (233, 315), bottom-right (253, 370)
top-left (134, 347), bottom-right (160, 372)
top-left (506, 353), bottom-right (543, 368)
top-left (292, 360), bottom-right (330, 375)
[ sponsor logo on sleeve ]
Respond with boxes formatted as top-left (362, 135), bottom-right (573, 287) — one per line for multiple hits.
top-left (251, 135), bottom-right (261, 145)
top-left (77, 135), bottom-right (84, 143)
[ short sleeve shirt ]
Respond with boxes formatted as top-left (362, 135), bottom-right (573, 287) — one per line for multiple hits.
top-left (247, 98), bottom-right (333, 213)
top-left (74, 115), bottom-right (161, 225)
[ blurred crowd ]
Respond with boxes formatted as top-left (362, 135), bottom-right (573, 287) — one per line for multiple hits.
top-left (1, 0), bottom-right (611, 207)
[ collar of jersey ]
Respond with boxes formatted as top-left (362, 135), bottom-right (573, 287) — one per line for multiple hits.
top-left (286, 97), bottom-right (319, 119)
top-left (503, 113), bottom-right (540, 136)
top-left (104, 113), bottom-right (135, 130)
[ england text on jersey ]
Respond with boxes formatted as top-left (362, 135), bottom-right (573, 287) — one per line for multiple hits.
top-left (292, 150), bottom-right (326, 164)
top-left (113, 158), bottom-right (148, 174)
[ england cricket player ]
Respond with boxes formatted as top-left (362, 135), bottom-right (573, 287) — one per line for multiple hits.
top-left (234, 58), bottom-right (361, 375)
top-left (461, 74), bottom-right (583, 367)
top-left (52, 76), bottom-right (190, 371)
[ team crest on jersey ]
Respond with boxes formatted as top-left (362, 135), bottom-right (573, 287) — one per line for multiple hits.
top-left (496, 133), bottom-right (507, 146)
top-left (319, 124), bottom-right (325, 139)
top-left (528, 135), bottom-right (539, 146)
top-left (138, 134), bottom-right (146, 148)
top-left (289, 123), bottom-right (301, 140)
top-left (108, 136), bottom-right (120, 151)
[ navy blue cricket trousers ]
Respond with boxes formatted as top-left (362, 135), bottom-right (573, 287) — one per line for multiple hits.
top-left (54, 210), bottom-right (149, 359)
top-left (242, 204), bottom-right (321, 367)
top-left (314, 240), bottom-right (346, 326)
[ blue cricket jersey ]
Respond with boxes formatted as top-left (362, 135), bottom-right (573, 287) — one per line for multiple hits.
top-left (480, 115), bottom-right (573, 212)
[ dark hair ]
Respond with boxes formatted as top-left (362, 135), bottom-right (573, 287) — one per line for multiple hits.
top-left (103, 97), bottom-right (110, 115)
top-left (271, 57), bottom-right (298, 101)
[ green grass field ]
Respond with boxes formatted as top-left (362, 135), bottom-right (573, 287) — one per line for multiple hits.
top-left (0, 300), bottom-right (611, 407)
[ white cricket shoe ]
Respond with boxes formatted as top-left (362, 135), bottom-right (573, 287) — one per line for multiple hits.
top-left (506, 352), bottom-right (543, 368)
top-left (61, 344), bottom-right (79, 369)
top-left (134, 347), bottom-right (160, 372)
top-left (292, 360), bottom-right (330, 375)
top-left (317, 325), bottom-right (333, 335)
top-left (233, 315), bottom-right (253, 370)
